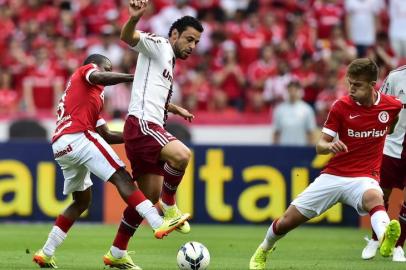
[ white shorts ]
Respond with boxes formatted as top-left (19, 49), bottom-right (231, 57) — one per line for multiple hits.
top-left (52, 131), bottom-right (125, 195)
top-left (291, 173), bottom-right (383, 219)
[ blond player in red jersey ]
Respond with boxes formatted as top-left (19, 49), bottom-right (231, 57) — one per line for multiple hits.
top-left (249, 58), bottom-right (402, 270)
top-left (32, 54), bottom-right (189, 269)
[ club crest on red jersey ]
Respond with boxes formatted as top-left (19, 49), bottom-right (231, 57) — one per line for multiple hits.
top-left (378, 111), bottom-right (389, 123)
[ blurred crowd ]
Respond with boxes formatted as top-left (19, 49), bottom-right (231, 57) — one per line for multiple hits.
top-left (0, 0), bottom-right (405, 132)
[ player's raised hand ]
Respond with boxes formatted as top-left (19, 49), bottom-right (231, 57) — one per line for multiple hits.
top-left (328, 140), bottom-right (348, 154)
top-left (128, 0), bottom-right (148, 18)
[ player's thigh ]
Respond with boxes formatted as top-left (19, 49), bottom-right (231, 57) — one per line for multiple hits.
top-left (291, 174), bottom-right (341, 219)
top-left (81, 131), bottom-right (125, 182)
top-left (137, 174), bottom-right (163, 203)
top-left (340, 177), bottom-right (382, 215)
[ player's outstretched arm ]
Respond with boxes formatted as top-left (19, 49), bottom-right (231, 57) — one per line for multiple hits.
top-left (120, 0), bottom-right (148, 47)
top-left (316, 133), bottom-right (348, 154)
top-left (96, 124), bottom-right (123, 144)
top-left (168, 103), bottom-right (195, 122)
top-left (89, 71), bottom-right (134, 86)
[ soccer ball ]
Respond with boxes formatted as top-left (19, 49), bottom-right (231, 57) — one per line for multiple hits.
top-left (177, 241), bottom-right (210, 270)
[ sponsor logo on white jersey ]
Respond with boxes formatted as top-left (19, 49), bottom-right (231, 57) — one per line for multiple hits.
top-left (348, 127), bottom-right (388, 138)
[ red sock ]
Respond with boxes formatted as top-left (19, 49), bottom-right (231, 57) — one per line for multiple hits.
top-left (126, 189), bottom-right (147, 209)
top-left (161, 163), bottom-right (184, 205)
top-left (372, 201), bottom-right (389, 241)
top-left (55, 215), bottom-right (74, 233)
top-left (396, 202), bottom-right (406, 247)
top-left (113, 206), bottom-right (144, 250)
top-left (272, 218), bottom-right (282, 235)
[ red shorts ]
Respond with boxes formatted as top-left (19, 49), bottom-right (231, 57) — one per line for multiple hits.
top-left (123, 115), bottom-right (177, 179)
top-left (380, 154), bottom-right (406, 190)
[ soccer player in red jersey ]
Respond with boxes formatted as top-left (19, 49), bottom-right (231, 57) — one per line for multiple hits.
top-left (362, 65), bottom-right (406, 262)
top-left (32, 54), bottom-right (189, 269)
top-left (103, 0), bottom-right (203, 268)
top-left (249, 58), bottom-right (403, 270)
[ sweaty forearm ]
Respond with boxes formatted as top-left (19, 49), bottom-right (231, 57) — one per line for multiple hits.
top-left (104, 131), bottom-right (124, 144)
top-left (167, 103), bottom-right (178, 114)
top-left (92, 72), bottom-right (133, 86)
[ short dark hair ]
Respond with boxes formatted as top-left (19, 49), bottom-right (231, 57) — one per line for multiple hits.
top-left (347, 58), bottom-right (378, 82)
top-left (168, 16), bottom-right (204, 37)
top-left (83, 54), bottom-right (110, 66)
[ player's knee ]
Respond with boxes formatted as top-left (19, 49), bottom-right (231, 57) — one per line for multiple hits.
top-left (110, 169), bottom-right (136, 192)
top-left (170, 148), bottom-right (191, 169)
top-left (363, 190), bottom-right (384, 210)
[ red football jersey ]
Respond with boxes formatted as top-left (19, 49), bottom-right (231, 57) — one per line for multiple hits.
top-left (52, 64), bottom-right (105, 142)
top-left (321, 92), bottom-right (402, 180)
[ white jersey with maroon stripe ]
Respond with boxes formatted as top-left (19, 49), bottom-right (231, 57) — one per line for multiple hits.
top-left (128, 32), bottom-right (175, 127)
top-left (381, 66), bottom-right (406, 159)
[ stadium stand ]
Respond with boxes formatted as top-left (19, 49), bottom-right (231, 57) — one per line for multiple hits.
top-left (0, 0), bottom-right (400, 127)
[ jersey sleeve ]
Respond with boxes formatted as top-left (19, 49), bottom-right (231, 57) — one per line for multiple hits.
top-left (322, 100), bottom-right (341, 137)
top-left (380, 74), bottom-right (394, 95)
top-left (132, 32), bottom-right (168, 58)
top-left (96, 116), bottom-right (106, 127)
top-left (79, 64), bottom-right (99, 85)
top-left (391, 96), bottom-right (403, 115)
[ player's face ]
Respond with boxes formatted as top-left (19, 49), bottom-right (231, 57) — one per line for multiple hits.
top-left (173, 27), bottom-right (201, 60)
top-left (346, 76), bottom-right (375, 104)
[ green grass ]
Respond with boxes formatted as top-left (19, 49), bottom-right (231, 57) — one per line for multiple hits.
top-left (0, 224), bottom-right (404, 270)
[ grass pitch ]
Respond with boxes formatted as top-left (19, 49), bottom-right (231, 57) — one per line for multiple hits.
top-left (0, 224), bottom-right (404, 270)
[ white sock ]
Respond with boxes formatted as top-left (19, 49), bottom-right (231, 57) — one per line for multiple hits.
top-left (110, 246), bottom-right (126, 259)
top-left (371, 210), bottom-right (390, 242)
top-left (260, 220), bottom-right (285, 251)
top-left (42, 226), bottom-right (67, 256)
top-left (135, 200), bottom-right (163, 229)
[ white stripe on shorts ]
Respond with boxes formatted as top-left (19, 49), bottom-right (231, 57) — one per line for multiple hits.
top-left (139, 118), bottom-right (169, 146)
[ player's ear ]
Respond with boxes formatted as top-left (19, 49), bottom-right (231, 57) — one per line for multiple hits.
top-left (370, 80), bottom-right (377, 87)
top-left (171, 29), bottom-right (179, 40)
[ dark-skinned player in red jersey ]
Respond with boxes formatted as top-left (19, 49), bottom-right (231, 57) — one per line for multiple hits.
top-left (33, 54), bottom-right (189, 269)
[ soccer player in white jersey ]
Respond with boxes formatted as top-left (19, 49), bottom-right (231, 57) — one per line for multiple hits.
top-left (249, 58), bottom-right (402, 270)
top-left (32, 54), bottom-right (189, 269)
top-left (103, 0), bottom-right (204, 269)
top-left (361, 66), bottom-right (406, 262)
